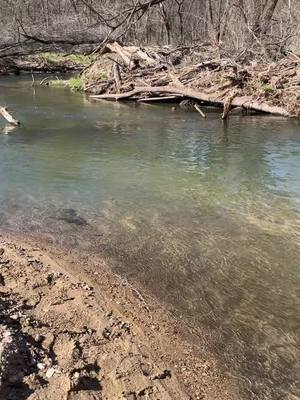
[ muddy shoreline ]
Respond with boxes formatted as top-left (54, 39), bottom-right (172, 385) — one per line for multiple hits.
top-left (0, 231), bottom-right (237, 400)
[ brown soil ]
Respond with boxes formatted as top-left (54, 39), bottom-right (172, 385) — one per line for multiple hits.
top-left (0, 233), bottom-right (238, 400)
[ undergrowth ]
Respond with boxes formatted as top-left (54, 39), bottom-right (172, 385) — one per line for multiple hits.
top-left (69, 76), bottom-right (83, 91)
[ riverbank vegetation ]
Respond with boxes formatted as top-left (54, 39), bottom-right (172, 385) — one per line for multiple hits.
top-left (0, 0), bottom-right (299, 117)
top-left (0, 52), bottom-right (94, 75)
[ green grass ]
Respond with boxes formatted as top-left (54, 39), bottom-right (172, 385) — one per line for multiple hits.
top-left (47, 77), bottom-right (84, 92)
top-left (69, 76), bottom-right (83, 91)
top-left (48, 79), bottom-right (67, 87)
top-left (96, 70), bottom-right (108, 80)
top-left (32, 52), bottom-right (93, 66)
top-left (260, 82), bottom-right (274, 93)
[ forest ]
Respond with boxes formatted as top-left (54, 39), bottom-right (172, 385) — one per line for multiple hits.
top-left (0, 3), bottom-right (300, 400)
top-left (0, 1), bottom-right (299, 119)
top-left (0, 0), bottom-right (299, 59)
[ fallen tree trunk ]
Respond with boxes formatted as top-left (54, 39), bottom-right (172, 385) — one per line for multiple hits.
top-left (138, 95), bottom-right (182, 102)
top-left (0, 106), bottom-right (20, 126)
top-left (126, 46), bottom-right (157, 66)
top-left (90, 86), bottom-right (290, 117)
top-left (106, 42), bottom-right (134, 69)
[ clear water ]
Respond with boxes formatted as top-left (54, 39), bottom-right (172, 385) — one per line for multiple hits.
top-left (1, 76), bottom-right (300, 399)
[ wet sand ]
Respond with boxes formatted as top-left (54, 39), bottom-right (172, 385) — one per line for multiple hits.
top-left (0, 232), bottom-right (236, 400)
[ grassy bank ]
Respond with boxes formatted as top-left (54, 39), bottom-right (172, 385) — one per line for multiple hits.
top-left (0, 52), bottom-right (95, 75)
top-left (48, 76), bottom-right (84, 91)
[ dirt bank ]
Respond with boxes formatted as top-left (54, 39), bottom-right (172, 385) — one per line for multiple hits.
top-left (0, 233), bottom-right (237, 400)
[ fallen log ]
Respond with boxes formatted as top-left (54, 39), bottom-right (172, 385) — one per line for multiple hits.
top-left (106, 42), bottom-right (159, 69)
top-left (90, 86), bottom-right (290, 117)
top-left (0, 106), bottom-right (20, 126)
top-left (126, 46), bottom-right (157, 66)
top-left (138, 95), bottom-right (182, 102)
top-left (106, 42), bottom-right (135, 69)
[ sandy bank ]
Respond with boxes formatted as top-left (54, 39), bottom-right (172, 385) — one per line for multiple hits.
top-left (0, 233), bottom-right (237, 400)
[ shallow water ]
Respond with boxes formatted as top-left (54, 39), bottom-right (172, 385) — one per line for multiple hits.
top-left (0, 76), bottom-right (300, 399)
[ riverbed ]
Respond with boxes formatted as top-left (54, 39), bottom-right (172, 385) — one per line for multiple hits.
top-left (0, 75), bottom-right (300, 399)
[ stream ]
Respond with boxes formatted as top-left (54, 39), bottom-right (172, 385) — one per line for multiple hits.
top-left (0, 75), bottom-right (300, 399)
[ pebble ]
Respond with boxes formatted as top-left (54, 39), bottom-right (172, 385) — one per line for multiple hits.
top-left (46, 367), bottom-right (56, 378)
top-left (20, 316), bottom-right (31, 327)
top-left (35, 334), bottom-right (42, 343)
top-left (3, 330), bottom-right (11, 339)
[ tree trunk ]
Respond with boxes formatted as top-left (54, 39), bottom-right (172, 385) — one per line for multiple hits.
top-left (90, 86), bottom-right (291, 117)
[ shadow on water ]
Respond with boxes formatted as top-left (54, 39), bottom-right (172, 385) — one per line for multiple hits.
top-left (0, 76), bottom-right (300, 399)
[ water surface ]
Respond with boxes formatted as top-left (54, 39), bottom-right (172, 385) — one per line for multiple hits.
top-left (0, 76), bottom-right (300, 399)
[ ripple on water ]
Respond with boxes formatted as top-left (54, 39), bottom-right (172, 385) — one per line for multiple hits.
top-left (0, 76), bottom-right (300, 399)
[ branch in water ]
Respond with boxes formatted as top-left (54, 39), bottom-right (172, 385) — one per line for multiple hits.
top-left (0, 107), bottom-right (20, 126)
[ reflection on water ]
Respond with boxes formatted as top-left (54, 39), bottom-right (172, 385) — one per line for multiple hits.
top-left (1, 124), bottom-right (17, 135)
top-left (0, 76), bottom-right (300, 399)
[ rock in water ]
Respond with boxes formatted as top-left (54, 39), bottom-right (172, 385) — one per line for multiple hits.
top-left (56, 208), bottom-right (88, 226)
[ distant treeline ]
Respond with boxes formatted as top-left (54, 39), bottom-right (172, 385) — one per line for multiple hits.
top-left (0, 0), bottom-right (299, 58)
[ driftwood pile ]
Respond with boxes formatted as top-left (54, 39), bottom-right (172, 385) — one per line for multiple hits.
top-left (83, 42), bottom-right (300, 118)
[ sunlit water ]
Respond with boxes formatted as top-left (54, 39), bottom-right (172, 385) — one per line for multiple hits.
top-left (1, 76), bottom-right (300, 399)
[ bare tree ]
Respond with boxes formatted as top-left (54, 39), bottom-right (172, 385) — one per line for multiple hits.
top-left (0, 0), bottom-right (298, 58)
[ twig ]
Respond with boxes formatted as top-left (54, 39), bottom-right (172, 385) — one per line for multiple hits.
top-left (40, 76), bottom-right (52, 85)
top-left (31, 71), bottom-right (35, 87)
top-left (194, 103), bottom-right (206, 118)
